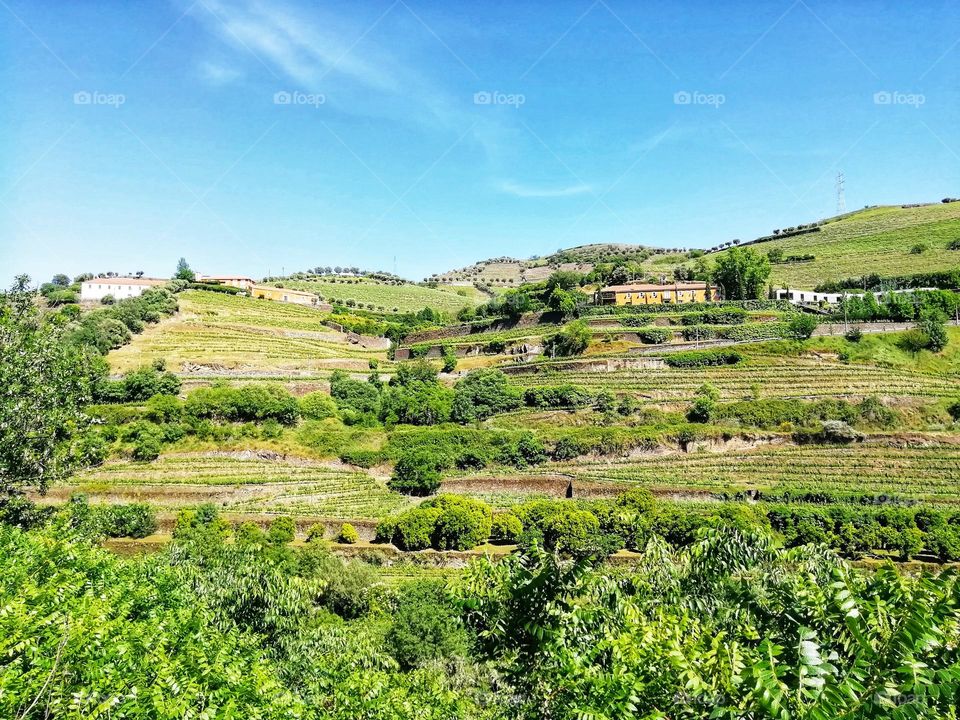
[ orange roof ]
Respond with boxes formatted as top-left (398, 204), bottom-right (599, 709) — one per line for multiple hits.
top-left (601, 282), bottom-right (707, 293)
top-left (83, 277), bottom-right (167, 286)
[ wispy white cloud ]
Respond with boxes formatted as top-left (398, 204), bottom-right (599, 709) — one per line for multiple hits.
top-left (499, 180), bottom-right (592, 198)
top-left (198, 59), bottom-right (243, 84)
top-left (196, 0), bottom-right (399, 91)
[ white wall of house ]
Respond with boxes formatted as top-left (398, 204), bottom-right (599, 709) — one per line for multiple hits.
top-left (80, 280), bottom-right (163, 301)
top-left (775, 287), bottom-right (934, 305)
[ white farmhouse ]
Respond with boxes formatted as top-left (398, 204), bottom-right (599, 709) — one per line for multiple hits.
top-left (80, 277), bottom-right (168, 301)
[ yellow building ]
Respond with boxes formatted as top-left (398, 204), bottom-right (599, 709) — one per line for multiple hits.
top-left (251, 284), bottom-right (324, 307)
top-left (597, 282), bottom-right (713, 306)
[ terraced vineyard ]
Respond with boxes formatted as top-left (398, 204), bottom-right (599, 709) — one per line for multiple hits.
top-left (527, 440), bottom-right (960, 503)
top-left (64, 454), bottom-right (410, 518)
top-left (510, 355), bottom-right (959, 401)
top-left (277, 278), bottom-right (484, 314)
top-left (110, 290), bottom-right (388, 373)
top-left (692, 203), bottom-right (960, 286)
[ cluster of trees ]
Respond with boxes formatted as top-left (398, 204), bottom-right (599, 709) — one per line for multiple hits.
top-left (67, 286), bottom-right (179, 354)
top-left (836, 289), bottom-right (959, 323)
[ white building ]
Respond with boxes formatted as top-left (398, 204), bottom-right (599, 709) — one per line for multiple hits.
top-left (80, 277), bottom-right (168, 302)
top-left (774, 287), bottom-right (934, 306)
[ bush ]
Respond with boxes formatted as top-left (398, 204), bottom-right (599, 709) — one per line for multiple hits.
top-left (267, 516), bottom-right (296, 545)
top-left (235, 521), bottom-right (267, 546)
top-left (523, 385), bottom-right (592, 409)
top-left (664, 349), bottom-right (742, 368)
top-left (336, 522), bottom-right (359, 544)
top-left (918, 307), bottom-right (949, 352)
top-left (787, 313), bottom-right (819, 340)
top-left (947, 400), bottom-right (960, 422)
top-left (145, 394), bottom-right (183, 423)
top-left (393, 507), bottom-right (442, 550)
top-left (541, 507), bottom-right (601, 554)
top-left (427, 495), bottom-right (492, 550)
top-left (388, 449), bottom-right (443, 495)
top-left (299, 391), bottom-right (338, 420)
top-left (339, 449), bottom-right (384, 468)
top-left (97, 503), bottom-right (158, 538)
top-left (451, 369), bottom-right (523, 423)
top-left (490, 512), bottom-right (523, 544)
top-left (543, 321), bottom-right (591, 357)
top-left (386, 581), bottom-right (468, 670)
top-left (844, 327), bottom-right (863, 343)
top-left (910, 242), bottom-right (928, 255)
top-left (306, 523), bottom-right (327, 543)
top-left (636, 327), bottom-right (672, 344)
top-left (131, 434), bottom-right (162, 462)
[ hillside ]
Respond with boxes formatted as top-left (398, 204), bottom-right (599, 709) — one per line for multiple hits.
top-left (108, 290), bottom-right (390, 374)
top-left (428, 202), bottom-right (960, 291)
top-left (268, 276), bottom-right (487, 313)
top-left (704, 202), bottom-right (960, 288)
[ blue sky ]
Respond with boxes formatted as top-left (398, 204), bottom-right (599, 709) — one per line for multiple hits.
top-left (1, 0), bottom-right (958, 284)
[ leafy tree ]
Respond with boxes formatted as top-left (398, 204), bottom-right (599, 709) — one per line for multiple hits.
top-left (0, 277), bottom-right (93, 493)
top-left (51, 273), bottom-right (71, 287)
top-left (712, 247), bottom-right (771, 300)
top-left (451, 369), bottom-right (523, 423)
top-left (787, 312), bottom-right (819, 339)
top-left (687, 383), bottom-right (718, 423)
top-left (336, 522), bottom-right (359, 544)
top-left (388, 449), bottom-right (444, 495)
top-left (175, 257), bottom-right (196, 281)
top-left (386, 580), bottom-right (469, 670)
top-left (917, 306), bottom-right (949, 352)
top-left (543, 320), bottom-right (591, 357)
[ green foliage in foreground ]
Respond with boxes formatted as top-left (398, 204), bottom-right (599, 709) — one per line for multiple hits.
top-left (4, 519), bottom-right (960, 719)
top-left (458, 530), bottom-right (960, 719)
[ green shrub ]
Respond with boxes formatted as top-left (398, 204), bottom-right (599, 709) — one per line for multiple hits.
top-left (948, 400), bottom-right (960, 422)
top-left (910, 242), bottom-right (928, 255)
top-left (131, 434), bottom-right (162, 462)
top-left (451, 369), bottom-right (523, 422)
top-left (426, 495), bottom-right (492, 550)
top-left (490, 512), bottom-right (523, 544)
top-left (97, 503), bottom-right (158, 538)
top-left (339, 449), bottom-right (384, 468)
top-left (541, 507), bottom-right (601, 554)
top-left (306, 523), bottom-right (327, 543)
top-left (787, 313), bottom-right (819, 340)
top-left (388, 449), bottom-right (443, 495)
top-left (523, 385), bottom-right (592, 409)
top-left (636, 327), bottom-right (672, 344)
top-left (664, 349), bottom-right (742, 368)
top-left (386, 581), bottom-right (468, 670)
top-left (145, 393), bottom-right (183, 422)
top-left (543, 320), bottom-right (591, 356)
top-left (299, 391), bottom-right (338, 420)
top-left (267, 516), bottom-right (296, 545)
top-left (235, 521), bottom-right (267, 547)
top-left (393, 507), bottom-right (442, 550)
top-left (844, 327), bottom-right (863, 343)
top-left (336, 523), bottom-right (359, 544)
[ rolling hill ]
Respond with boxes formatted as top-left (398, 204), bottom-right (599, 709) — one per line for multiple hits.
top-left (428, 201), bottom-right (960, 291)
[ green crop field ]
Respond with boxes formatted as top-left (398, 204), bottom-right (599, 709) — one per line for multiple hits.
top-left (110, 290), bottom-right (389, 373)
top-left (510, 354), bottom-right (959, 401)
top-left (66, 454), bottom-right (410, 518)
top-left (503, 440), bottom-right (960, 503)
top-left (692, 204), bottom-right (960, 287)
top-left (277, 277), bottom-right (484, 314)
